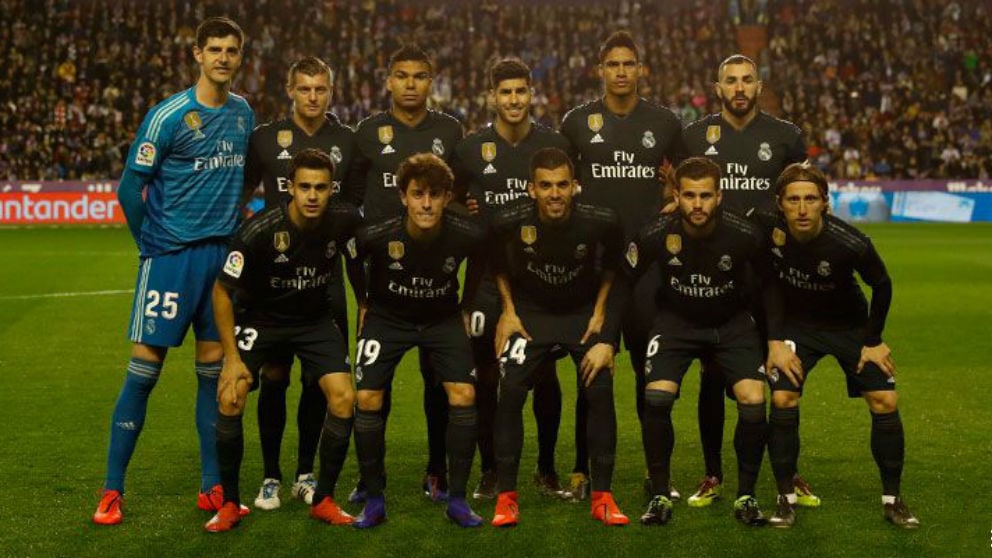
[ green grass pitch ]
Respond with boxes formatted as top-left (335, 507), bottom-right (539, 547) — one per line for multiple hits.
top-left (0, 224), bottom-right (988, 557)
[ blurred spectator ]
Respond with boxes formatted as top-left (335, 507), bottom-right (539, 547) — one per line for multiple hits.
top-left (0, 0), bottom-right (987, 181)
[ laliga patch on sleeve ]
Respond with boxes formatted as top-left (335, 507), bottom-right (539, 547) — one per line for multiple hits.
top-left (223, 251), bottom-right (245, 278)
top-left (135, 142), bottom-right (156, 167)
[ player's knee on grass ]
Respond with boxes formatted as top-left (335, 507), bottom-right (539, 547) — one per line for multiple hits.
top-left (130, 342), bottom-right (167, 363)
top-left (195, 340), bottom-right (223, 363)
top-left (771, 390), bottom-right (800, 409)
top-left (320, 373), bottom-right (355, 417)
top-left (444, 382), bottom-right (475, 407)
top-left (731, 378), bottom-right (765, 405)
top-left (863, 390), bottom-right (897, 414)
top-left (357, 389), bottom-right (384, 411)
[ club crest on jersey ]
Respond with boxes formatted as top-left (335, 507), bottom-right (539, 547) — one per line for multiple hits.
top-left (574, 243), bottom-right (588, 260)
top-left (432, 138), bottom-right (445, 156)
top-left (223, 251), bottom-right (244, 278)
top-left (481, 142), bottom-right (497, 162)
top-left (706, 125), bottom-right (721, 144)
top-left (277, 130), bottom-right (293, 148)
top-left (274, 231), bottom-right (290, 253)
top-left (326, 241), bottom-right (337, 259)
top-left (758, 142), bottom-right (772, 162)
top-left (587, 113), bottom-right (604, 132)
top-left (346, 237), bottom-right (358, 259)
top-left (443, 256), bottom-right (457, 274)
top-left (625, 241), bottom-right (638, 268)
top-left (818, 260), bottom-right (832, 277)
top-left (772, 227), bottom-right (786, 247)
top-left (330, 146), bottom-right (343, 164)
top-left (520, 225), bottom-right (537, 245)
top-left (135, 142), bottom-right (156, 167)
top-left (642, 130), bottom-right (656, 148)
top-left (718, 254), bottom-right (733, 272)
top-left (237, 116), bottom-right (246, 133)
top-left (388, 241), bottom-right (405, 260)
top-left (666, 234), bottom-right (682, 255)
top-left (378, 126), bottom-right (394, 145)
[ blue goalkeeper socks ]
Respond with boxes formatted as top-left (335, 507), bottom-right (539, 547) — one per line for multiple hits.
top-left (195, 360), bottom-right (222, 491)
top-left (105, 358), bottom-right (162, 493)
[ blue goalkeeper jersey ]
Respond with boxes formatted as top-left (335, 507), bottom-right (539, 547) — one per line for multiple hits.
top-left (126, 87), bottom-right (254, 256)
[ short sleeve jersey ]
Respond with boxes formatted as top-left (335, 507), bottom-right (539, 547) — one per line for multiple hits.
top-left (628, 210), bottom-right (768, 328)
top-left (752, 211), bottom-right (889, 331)
top-left (356, 210), bottom-right (486, 324)
top-left (218, 202), bottom-right (362, 326)
top-left (560, 98), bottom-right (684, 239)
top-left (127, 87), bottom-right (254, 256)
top-left (683, 112), bottom-right (806, 213)
top-left (349, 110), bottom-right (463, 222)
top-left (451, 123), bottom-right (572, 220)
top-left (245, 114), bottom-right (356, 207)
top-left (490, 198), bottom-right (624, 315)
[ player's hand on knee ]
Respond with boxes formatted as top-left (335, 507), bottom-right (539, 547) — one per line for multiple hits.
top-left (219, 359), bottom-right (252, 407)
top-left (580, 343), bottom-right (615, 387)
top-left (495, 312), bottom-right (531, 357)
top-left (766, 340), bottom-right (803, 387)
top-left (579, 311), bottom-right (605, 344)
top-left (858, 342), bottom-right (895, 377)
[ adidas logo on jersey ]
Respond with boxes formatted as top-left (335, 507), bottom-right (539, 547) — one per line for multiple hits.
top-left (590, 133), bottom-right (604, 144)
top-left (483, 163), bottom-right (497, 174)
top-left (381, 144), bottom-right (395, 155)
top-left (705, 145), bottom-right (719, 155)
top-left (277, 149), bottom-right (292, 160)
top-left (668, 256), bottom-right (682, 266)
top-left (389, 261), bottom-right (403, 270)
top-left (274, 254), bottom-right (289, 263)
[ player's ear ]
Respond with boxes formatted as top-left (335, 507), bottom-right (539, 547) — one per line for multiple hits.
top-left (756, 80), bottom-right (764, 97)
top-left (713, 80), bottom-right (722, 99)
top-left (487, 89), bottom-right (496, 108)
top-left (527, 181), bottom-right (536, 199)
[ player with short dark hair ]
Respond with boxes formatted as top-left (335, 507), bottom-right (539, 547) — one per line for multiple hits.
top-left (753, 163), bottom-right (918, 529)
top-left (629, 156), bottom-right (793, 527)
top-left (681, 53), bottom-right (814, 508)
top-left (94, 16), bottom-right (254, 526)
top-left (346, 44), bottom-right (464, 503)
top-left (350, 153), bottom-right (486, 529)
top-left (560, 29), bottom-right (685, 501)
top-left (451, 58), bottom-right (572, 500)
top-left (489, 147), bottom-right (628, 528)
top-left (205, 148), bottom-right (363, 532)
top-left (243, 55), bottom-right (358, 511)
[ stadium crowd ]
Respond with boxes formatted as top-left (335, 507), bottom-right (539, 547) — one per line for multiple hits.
top-left (0, 0), bottom-right (989, 181)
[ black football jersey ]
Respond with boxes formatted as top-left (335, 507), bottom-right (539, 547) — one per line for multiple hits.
top-left (348, 110), bottom-right (463, 222)
top-left (683, 112), bottom-right (806, 213)
top-left (244, 114), bottom-right (357, 207)
top-left (560, 98), bottom-right (685, 239)
top-left (451, 123), bottom-right (573, 219)
top-left (356, 209), bottom-right (486, 324)
top-left (491, 198), bottom-right (623, 319)
top-left (628, 210), bottom-right (770, 328)
top-left (752, 211), bottom-right (891, 343)
top-left (219, 202), bottom-right (362, 326)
